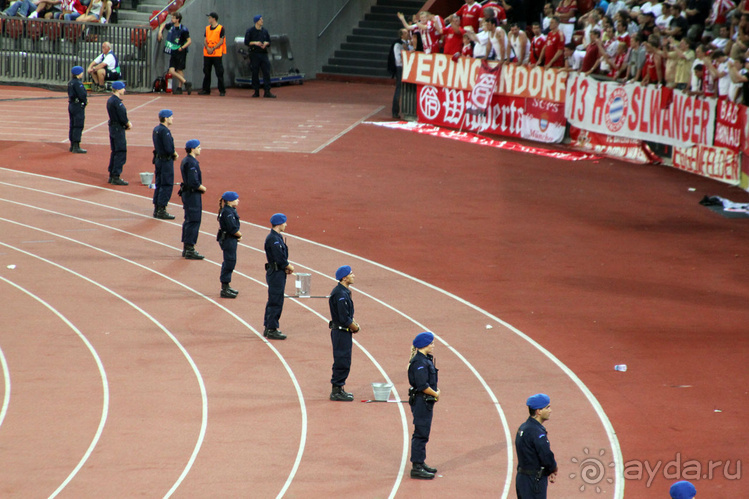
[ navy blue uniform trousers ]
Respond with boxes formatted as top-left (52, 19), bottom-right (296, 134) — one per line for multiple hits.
top-left (220, 238), bottom-right (237, 283)
top-left (330, 328), bottom-right (353, 386)
top-left (108, 126), bottom-right (126, 177)
top-left (264, 270), bottom-right (286, 329)
top-left (153, 159), bottom-right (174, 207)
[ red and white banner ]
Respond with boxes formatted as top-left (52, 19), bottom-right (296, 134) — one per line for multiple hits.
top-left (565, 74), bottom-right (716, 148)
top-left (365, 121), bottom-right (599, 161)
top-left (568, 126), bottom-right (660, 164)
top-left (402, 51), bottom-right (567, 103)
top-left (672, 145), bottom-right (741, 185)
top-left (714, 100), bottom-right (742, 152)
top-left (467, 61), bottom-right (500, 116)
top-left (416, 85), bottom-right (565, 142)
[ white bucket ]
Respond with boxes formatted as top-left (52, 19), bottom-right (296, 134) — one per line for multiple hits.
top-left (371, 382), bottom-right (393, 402)
top-left (139, 172), bottom-right (154, 185)
top-left (295, 273), bottom-right (311, 297)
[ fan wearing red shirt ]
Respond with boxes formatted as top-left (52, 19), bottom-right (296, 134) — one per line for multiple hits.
top-left (529, 22), bottom-right (546, 64)
top-left (456, 0), bottom-right (482, 32)
top-left (442, 15), bottom-right (465, 56)
top-left (581, 29), bottom-right (601, 73)
top-left (482, 2), bottom-right (507, 25)
top-left (538, 17), bottom-right (565, 68)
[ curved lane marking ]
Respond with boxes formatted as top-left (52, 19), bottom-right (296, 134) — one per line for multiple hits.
top-left (0, 330), bottom-right (11, 429)
top-left (0, 169), bottom-right (623, 498)
top-left (0, 273), bottom-right (109, 498)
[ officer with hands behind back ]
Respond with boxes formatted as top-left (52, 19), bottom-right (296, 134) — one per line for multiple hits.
top-left (179, 139), bottom-right (206, 260)
top-left (67, 65), bottom-right (87, 154)
top-left (408, 331), bottom-right (440, 479)
top-left (515, 393), bottom-right (558, 498)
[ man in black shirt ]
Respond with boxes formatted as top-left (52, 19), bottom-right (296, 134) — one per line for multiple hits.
top-left (244, 14), bottom-right (276, 98)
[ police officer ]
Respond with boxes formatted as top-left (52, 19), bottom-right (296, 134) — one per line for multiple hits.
top-left (408, 331), bottom-right (439, 479)
top-left (217, 191), bottom-right (241, 298)
top-left (515, 393), bottom-right (558, 499)
top-left (263, 213), bottom-right (293, 340)
top-left (329, 265), bottom-right (359, 401)
top-left (67, 66), bottom-right (87, 154)
top-left (106, 80), bottom-right (131, 186)
top-left (180, 139), bottom-right (206, 259)
top-left (152, 109), bottom-right (178, 220)
top-left (670, 481), bottom-right (696, 499)
top-left (244, 14), bottom-right (276, 98)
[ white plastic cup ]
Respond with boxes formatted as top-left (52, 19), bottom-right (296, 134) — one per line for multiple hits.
top-left (614, 364), bottom-right (627, 372)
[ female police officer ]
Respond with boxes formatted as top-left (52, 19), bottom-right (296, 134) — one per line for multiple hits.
top-left (408, 331), bottom-right (440, 479)
top-left (217, 191), bottom-right (241, 298)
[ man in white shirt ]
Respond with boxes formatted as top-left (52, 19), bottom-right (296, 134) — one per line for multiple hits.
top-left (87, 41), bottom-right (119, 89)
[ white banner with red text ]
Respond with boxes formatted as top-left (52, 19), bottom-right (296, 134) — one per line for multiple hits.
top-left (402, 51), bottom-right (567, 103)
top-left (565, 74), bottom-right (716, 148)
top-left (672, 145), bottom-right (741, 185)
top-left (715, 100), bottom-right (743, 152)
top-left (416, 85), bottom-right (565, 143)
top-left (568, 126), bottom-right (660, 164)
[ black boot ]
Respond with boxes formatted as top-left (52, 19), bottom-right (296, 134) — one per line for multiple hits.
top-left (154, 206), bottom-right (175, 220)
top-left (184, 246), bottom-right (204, 260)
top-left (410, 463), bottom-right (435, 480)
top-left (330, 385), bottom-right (354, 402)
top-left (110, 176), bottom-right (128, 186)
top-left (185, 82), bottom-right (192, 95)
top-left (220, 282), bottom-right (238, 298)
top-left (421, 463), bottom-right (437, 473)
top-left (71, 142), bottom-right (87, 154)
top-left (263, 328), bottom-right (286, 340)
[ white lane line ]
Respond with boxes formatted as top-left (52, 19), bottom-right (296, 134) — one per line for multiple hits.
top-left (0, 215), bottom-right (307, 499)
top-left (311, 106), bottom-right (384, 154)
top-left (0, 273), bottom-right (109, 498)
top-left (0, 340), bottom-right (10, 430)
top-left (0, 169), bottom-right (623, 498)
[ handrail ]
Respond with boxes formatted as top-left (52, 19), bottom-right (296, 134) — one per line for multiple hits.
top-left (318, 0), bottom-right (352, 38)
top-left (149, 0), bottom-right (183, 25)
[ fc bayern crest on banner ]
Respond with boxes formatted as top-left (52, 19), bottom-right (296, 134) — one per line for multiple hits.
top-left (604, 88), bottom-right (628, 133)
top-left (466, 61), bottom-right (500, 117)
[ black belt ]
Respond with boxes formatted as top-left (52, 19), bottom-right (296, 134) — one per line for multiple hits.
top-left (517, 468), bottom-right (542, 476)
top-left (329, 321), bottom-right (350, 332)
top-left (265, 262), bottom-right (281, 271)
top-left (155, 154), bottom-right (172, 160)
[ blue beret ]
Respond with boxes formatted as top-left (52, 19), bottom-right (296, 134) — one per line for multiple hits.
top-left (335, 265), bottom-right (352, 281)
top-left (222, 191), bottom-right (239, 202)
top-left (270, 213), bottom-right (287, 225)
top-left (254, 14), bottom-right (262, 23)
top-left (111, 81), bottom-right (125, 90)
top-left (71, 66), bottom-right (84, 75)
top-left (413, 332), bottom-right (434, 349)
top-left (159, 109), bottom-right (173, 118)
top-left (670, 481), bottom-right (696, 499)
top-left (185, 139), bottom-right (200, 149)
top-left (526, 393), bottom-right (551, 410)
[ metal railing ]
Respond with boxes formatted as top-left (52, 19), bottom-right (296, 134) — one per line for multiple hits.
top-left (0, 17), bottom-right (153, 91)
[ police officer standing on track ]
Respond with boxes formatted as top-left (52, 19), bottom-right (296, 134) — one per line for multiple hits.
top-left (67, 65), bottom-right (87, 154)
top-left (217, 191), bottom-right (241, 298)
top-left (263, 213), bottom-right (293, 340)
top-left (329, 265), bottom-right (359, 402)
top-left (106, 81), bottom-right (131, 186)
top-left (515, 393), bottom-right (558, 499)
top-left (179, 139), bottom-right (206, 260)
top-left (152, 109), bottom-right (178, 220)
top-left (244, 14), bottom-right (276, 99)
top-left (408, 331), bottom-right (440, 479)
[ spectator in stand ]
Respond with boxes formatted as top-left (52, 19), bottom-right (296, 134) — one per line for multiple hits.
top-left (706, 50), bottom-right (731, 98)
top-left (733, 13), bottom-right (749, 55)
top-left (461, 32), bottom-right (474, 57)
top-left (442, 15), bottom-right (465, 56)
top-left (537, 16), bottom-right (566, 67)
top-left (615, 19), bottom-right (631, 46)
top-left (663, 36), bottom-right (679, 86)
top-left (624, 33), bottom-right (648, 81)
top-left (62, 0), bottom-right (86, 20)
top-left (87, 41), bottom-right (120, 90)
top-left (624, 8), bottom-right (641, 36)
top-left (665, 3), bottom-right (689, 39)
top-left (579, 10), bottom-right (602, 48)
top-left (508, 22), bottom-right (530, 63)
top-left (727, 55), bottom-right (749, 102)
top-left (600, 23), bottom-right (620, 74)
top-left (31, 0), bottom-right (62, 19)
top-left (655, 2), bottom-right (673, 31)
top-left (641, 0), bottom-right (664, 19)
top-left (2, 0), bottom-right (39, 16)
top-left (398, 11), bottom-right (442, 55)
top-left (707, 0), bottom-right (736, 31)
top-left (561, 42), bottom-right (581, 71)
top-left (456, 0), bottom-right (482, 32)
top-left (641, 34), bottom-right (664, 85)
top-left (639, 11), bottom-right (657, 38)
top-left (529, 21), bottom-right (546, 64)
top-left (580, 28), bottom-right (602, 74)
top-left (691, 44), bottom-right (712, 93)
top-left (668, 37), bottom-right (696, 89)
top-left (606, 0), bottom-right (626, 19)
top-left (541, 3), bottom-right (554, 33)
top-left (709, 25), bottom-right (731, 52)
top-left (77, 0), bottom-right (105, 23)
top-left (482, 2), bottom-right (507, 25)
top-left (555, 0), bottom-right (578, 43)
top-left (606, 41), bottom-right (630, 78)
top-left (688, 63), bottom-right (706, 96)
top-left (390, 28), bottom-right (412, 119)
top-left (465, 16), bottom-right (506, 60)
top-left (684, 0), bottom-right (710, 41)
